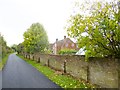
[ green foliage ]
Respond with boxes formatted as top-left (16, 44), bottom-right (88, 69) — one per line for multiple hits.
top-left (18, 55), bottom-right (93, 88)
top-left (66, 1), bottom-right (120, 59)
top-left (23, 23), bottom-right (49, 54)
top-left (44, 48), bottom-right (52, 54)
top-left (0, 54), bottom-right (9, 70)
top-left (17, 43), bottom-right (24, 54)
top-left (11, 44), bottom-right (18, 52)
top-left (0, 34), bottom-right (11, 70)
top-left (0, 34), bottom-right (12, 58)
top-left (59, 49), bottom-right (77, 55)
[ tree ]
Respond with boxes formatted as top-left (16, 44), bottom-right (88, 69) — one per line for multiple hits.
top-left (23, 23), bottom-right (49, 54)
top-left (66, 0), bottom-right (120, 59)
top-left (17, 43), bottom-right (24, 54)
top-left (0, 33), bottom-right (12, 58)
top-left (11, 44), bottom-right (18, 52)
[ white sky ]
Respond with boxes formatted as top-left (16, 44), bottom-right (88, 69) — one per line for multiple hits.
top-left (0, 0), bottom-right (80, 46)
top-left (0, 0), bottom-right (114, 46)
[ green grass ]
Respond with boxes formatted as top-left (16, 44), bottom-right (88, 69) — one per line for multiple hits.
top-left (18, 55), bottom-right (94, 88)
top-left (0, 54), bottom-right (10, 70)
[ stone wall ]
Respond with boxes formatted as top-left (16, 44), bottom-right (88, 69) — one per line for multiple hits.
top-left (24, 53), bottom-right (120, 88)
top-left (39, 54), bottom-right (49, 65)
top-left (118, 60), bottom-right (120, 88)
top-left (65, 55), bottom-right (88, 81)
top-left (49, 55), bottom-right (65, 71)
top-left (89, 57), bottom-right (119, 88)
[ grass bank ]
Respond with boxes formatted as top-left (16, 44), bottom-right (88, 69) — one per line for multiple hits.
top-left (18, 54), bottom-right (94, 88)
top-left (0, 54), bottom-right (10, 70)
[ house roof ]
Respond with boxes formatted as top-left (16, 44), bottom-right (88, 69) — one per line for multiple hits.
top-left (54, 38), bottom-right (76, 47)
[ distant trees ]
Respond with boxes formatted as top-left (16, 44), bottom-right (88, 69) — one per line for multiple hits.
top-left (0, 34), bottom-right (11, 58)
top-left (66, 1), bottom-right (120, 59)
top-left (23, 23), bottom-right (49, 54)
top-left (11, 44), bottom-right (18, 52)
top-left (17, 43), bottom-right (24, 54)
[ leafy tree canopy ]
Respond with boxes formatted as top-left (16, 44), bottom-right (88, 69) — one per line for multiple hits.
top-left (0, 33), bottom-right (11, 58)
top-left (17, 43), bottom-right (24, 54)
top-left (23, 23), bottom-right (49, 54)
top-left (66, 0), bottom-right (120, 59)
top-left (11, 44), bottom-right (18, 52)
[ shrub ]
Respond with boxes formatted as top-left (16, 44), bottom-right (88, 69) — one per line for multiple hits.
top-left (58, 49), bottom-right (77, 55)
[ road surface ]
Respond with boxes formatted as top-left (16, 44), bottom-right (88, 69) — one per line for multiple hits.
top-left (2, 54), bottom-right (62, 88)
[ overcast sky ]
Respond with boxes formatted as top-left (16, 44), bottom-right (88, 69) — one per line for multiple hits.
top-left (0, 0), bottom-right (81, 46)
top-left (0, 0), bottom-right (113, 46)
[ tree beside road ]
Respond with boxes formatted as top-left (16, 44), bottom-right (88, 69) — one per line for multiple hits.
top-left (66, 0), bottom-right (120, 59)
top-left (23, 23), bottom-right (49, 54)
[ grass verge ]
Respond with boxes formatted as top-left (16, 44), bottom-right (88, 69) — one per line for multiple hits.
top-left (18, 54), bottom-right (94, 88)
top-left (0, 54), bottom-right (10, 70)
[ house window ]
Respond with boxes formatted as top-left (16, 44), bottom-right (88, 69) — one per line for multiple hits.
top-left (72, 43), bottom-right (74, 47)
top-left (66, 43), bottom-right (68, 47)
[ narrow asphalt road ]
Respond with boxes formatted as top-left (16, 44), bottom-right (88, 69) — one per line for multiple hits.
top-left (2, 54), bottom-right (61, 88)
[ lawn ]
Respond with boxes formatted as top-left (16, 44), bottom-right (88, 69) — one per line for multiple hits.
top-left (18, 54), bottom-right (94, 88)
top-left (0, 54), bottom-right (10, 70)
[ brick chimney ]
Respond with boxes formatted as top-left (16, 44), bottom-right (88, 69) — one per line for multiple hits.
top-left (64, 36), bottom-right (66, 39)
